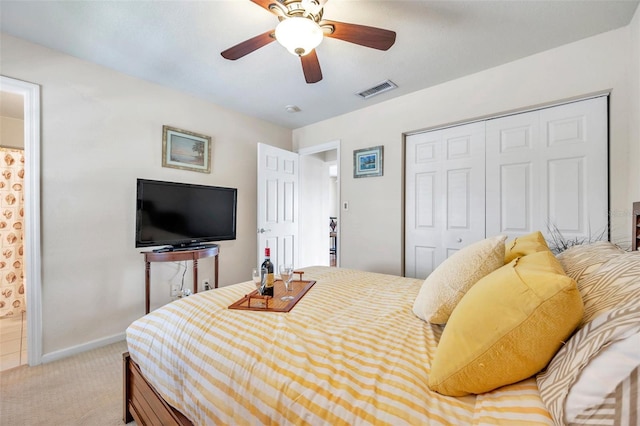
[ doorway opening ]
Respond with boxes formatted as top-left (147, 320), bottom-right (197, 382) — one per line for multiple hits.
top-left (0, 91), bottom-right (26, 371)
top-left (298, 141), bottom-right (340, 268)
top-left (0, 76), bottom-right (42, 367)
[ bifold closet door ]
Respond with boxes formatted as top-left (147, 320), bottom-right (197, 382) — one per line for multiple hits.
top-left (405, 122), bottom-right (486, 279)
top-left (405, 96), bottom-right (608, 278)
top-left (485, 96), bottom-right (608, 242)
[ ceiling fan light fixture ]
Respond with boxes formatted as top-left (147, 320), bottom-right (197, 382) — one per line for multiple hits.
top-left (275, 17), bottom-right (323, 56)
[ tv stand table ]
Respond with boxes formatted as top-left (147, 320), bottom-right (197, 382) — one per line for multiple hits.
top-left (142, 245), bottom-right (219, 314)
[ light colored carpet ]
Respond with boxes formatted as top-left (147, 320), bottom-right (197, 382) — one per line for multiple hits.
top-left (0, 340), bottom-right (134, 426)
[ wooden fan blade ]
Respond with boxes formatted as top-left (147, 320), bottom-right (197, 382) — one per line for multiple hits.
top-left (301, 50), bottom-right (322, 84)
top-left (321, 20), bottom-right (396, 51)
top-left (250, 0), bottom-right (276, 13)
top-left (221, 30), bottom-right (275, 60)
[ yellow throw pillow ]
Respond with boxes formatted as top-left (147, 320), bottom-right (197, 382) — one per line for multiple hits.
top-left (428, 250), bottom-right (583, 397)
top-left (504, 230), bottom-right (549, 263)
top-left (412, 235), bottom-right (507, 325)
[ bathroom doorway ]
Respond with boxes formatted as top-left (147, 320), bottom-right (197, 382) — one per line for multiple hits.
top-left (0, 76), bottom-right (42, 367)
top-left (0, 90), bottom-right (26, 370)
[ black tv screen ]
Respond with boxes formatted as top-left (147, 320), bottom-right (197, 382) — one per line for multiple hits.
top-left (135, 179), bottom-right (237, 248)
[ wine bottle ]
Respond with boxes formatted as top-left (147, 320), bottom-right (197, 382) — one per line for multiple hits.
top-left (261, 247), bottom-right (274, 297)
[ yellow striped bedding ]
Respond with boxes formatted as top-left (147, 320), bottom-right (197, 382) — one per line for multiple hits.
top-left (126, 266), bottom-right (553, 425)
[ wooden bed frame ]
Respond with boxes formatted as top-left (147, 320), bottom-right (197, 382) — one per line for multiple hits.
top-left (123, 352), bottom-right (193, 425)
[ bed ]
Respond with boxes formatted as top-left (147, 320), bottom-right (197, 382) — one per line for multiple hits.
top-left (124, 234), bottom-right (640, 425)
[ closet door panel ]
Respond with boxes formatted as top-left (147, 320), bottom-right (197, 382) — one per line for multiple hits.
top-left (413, 246), bottom-right (436, 280)
top-left (447, 168), bottom-right (471, 229)
top-left (415, 172), bottom-right (436, 226)
top-left (487, 96), bottom-right (608, 241)
top-left (405, 122), bottom-right (485, 278)
top-left (486, 110), bottom-right (540, 237)
top-left (441, 124), bottom-right (486, 258)
top-left (499, 162), bottom-right (532, 233)
top-left (405, 131), bottom-right (444, 278)
top-left (409, 170), bottom-right (438, 278)
top-left (548, 157), bottom-right (584, 232)
top-left (539, 97), bottom-right (608, 241)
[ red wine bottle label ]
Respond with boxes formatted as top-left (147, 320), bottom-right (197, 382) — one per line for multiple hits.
top-left (265, 272), bottom-right (274, 288)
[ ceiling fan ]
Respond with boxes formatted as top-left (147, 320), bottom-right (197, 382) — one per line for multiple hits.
top-left (221, 0), bottom-right (396, 84)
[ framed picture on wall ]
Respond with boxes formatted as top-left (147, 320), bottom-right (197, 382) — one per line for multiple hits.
top-left (353, 145), bottom-right (383, 178)
top-left (162, 125), bottom-right (212, 173)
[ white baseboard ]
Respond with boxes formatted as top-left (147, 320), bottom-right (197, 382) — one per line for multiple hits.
top-left (39, 332), bottom-right (126, 365)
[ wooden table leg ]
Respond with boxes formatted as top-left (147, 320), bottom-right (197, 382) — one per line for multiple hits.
top-left (145, 261), bottom-right (151, 314)
top-left (214, 254), bottom-right (219, 289)
top-left (193, 258), bottom-right (198, 295)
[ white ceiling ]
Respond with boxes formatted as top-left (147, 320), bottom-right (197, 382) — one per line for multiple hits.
top-left (1, 0), bottom-right (638, 129)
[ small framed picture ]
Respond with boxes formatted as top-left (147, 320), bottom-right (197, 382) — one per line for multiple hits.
top-left (162, 125), bottom-right (211, 173)
top-left (353, 145), bottom-right (383, 178)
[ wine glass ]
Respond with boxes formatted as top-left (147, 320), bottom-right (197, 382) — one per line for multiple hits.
top-left (252, 268), bottom-right (264, 295)
top-left (279, 265), bottom-right (294, 301)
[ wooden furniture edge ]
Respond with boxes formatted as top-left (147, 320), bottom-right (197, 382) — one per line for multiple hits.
top-left (123, 351), bottom-right (193, 425)
top-left (228, 279), bottom-right (316, 312)
top-left (633, 201), bottom-right (640, 251)
top-left (142, 245), bottom-right (219, 314)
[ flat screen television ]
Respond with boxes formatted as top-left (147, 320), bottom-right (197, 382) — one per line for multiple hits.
top-left (135, 178), bottom-right (237, 249)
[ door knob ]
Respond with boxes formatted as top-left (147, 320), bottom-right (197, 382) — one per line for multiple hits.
top-left (257, 228), bottom-right (271, 234)
top-left (456, 237), bottom-right (463, 243)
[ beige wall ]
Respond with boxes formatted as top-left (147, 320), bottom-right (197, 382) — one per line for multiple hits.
top-left (294, 15), bottom-right (640, 275)
top-left (0, 34), bottom-right (292, 356)
top-left (0, 116), bottom-right (24, 148)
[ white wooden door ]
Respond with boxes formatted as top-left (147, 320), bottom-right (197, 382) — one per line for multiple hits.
top-left (405, 121), bottom-right (486, 278)
top-left (257, 143), bottom-right (299, 271)
top-left (485, 109), bottom-right (541, 236)
top-left (486, 96), bottom-right (608, 242)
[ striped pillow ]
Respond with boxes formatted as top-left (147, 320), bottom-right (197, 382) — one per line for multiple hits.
top-left (568, 365), bottom-right (640, 426)
top-left (536, 300), bottom-right (640, 425)
top-left (555, 241), bottom-right (624, 284)
top-left (565, 335), bottom-right (640, 424)
top-left (576, 251), bottom-right (640, 327)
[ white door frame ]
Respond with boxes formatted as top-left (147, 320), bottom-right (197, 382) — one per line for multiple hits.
top-left (1, 75), bottom-right (43, 366)
top-left (297, 140), bottom-right (341, 267)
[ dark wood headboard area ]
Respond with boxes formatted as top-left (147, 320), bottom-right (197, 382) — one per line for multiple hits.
top-left (633, 202), bottom-right (640, 251)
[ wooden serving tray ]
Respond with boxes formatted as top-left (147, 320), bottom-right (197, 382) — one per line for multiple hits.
top-left (228, 279), bottom-right (316, 312)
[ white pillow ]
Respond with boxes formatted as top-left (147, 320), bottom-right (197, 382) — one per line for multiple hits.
top-left (565, 332), bottom-right (640, 423)
top-left (412, 234), bottom-right (506, 324)
top-left (537, 299), bottom-right (640, 425)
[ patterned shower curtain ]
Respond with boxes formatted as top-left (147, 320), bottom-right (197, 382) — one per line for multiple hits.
top-left (0, 148), bottom-right (25, 318)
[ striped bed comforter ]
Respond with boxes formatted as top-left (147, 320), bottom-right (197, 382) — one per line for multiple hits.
top-left (126, 266), bottom-right (552, 425)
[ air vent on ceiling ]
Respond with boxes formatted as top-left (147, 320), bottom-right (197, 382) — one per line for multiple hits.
top-left (356, 80), bottom-right (397, 100)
